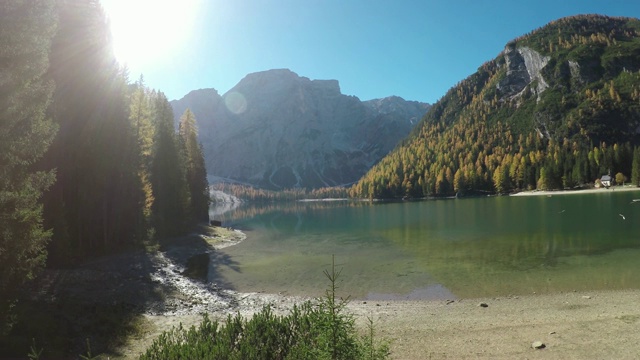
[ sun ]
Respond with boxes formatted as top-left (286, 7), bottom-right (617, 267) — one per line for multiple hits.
top-left (101, 0), bottom-right (201, 67)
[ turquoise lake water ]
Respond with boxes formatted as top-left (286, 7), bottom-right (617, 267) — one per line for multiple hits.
top-left (210, 190), bottom-right (640, 300)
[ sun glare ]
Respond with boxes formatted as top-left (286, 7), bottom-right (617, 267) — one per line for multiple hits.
top-left (101, 0), bottom-right (201, 67)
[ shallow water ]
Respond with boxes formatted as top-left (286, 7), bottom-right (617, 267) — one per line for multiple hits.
top-left (211, 191), bottom-right (640, 300)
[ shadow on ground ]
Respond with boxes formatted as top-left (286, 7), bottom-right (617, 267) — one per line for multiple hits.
top-left (160, 233), bottom-right (241, 291)
top-left (0, 231), bottom-right (242, 358)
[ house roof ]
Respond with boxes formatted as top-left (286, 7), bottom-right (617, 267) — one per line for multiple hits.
top-left (601, 175), bottom-right (612, 181)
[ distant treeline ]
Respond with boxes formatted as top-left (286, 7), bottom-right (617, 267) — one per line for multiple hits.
top-left (212, 183), bottom-right (349, 202)
top-left (0, 0), bottom-right (208, 333)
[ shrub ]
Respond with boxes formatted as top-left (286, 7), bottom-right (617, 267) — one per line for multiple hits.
top-left (140, 258), bottom-right (389, 359)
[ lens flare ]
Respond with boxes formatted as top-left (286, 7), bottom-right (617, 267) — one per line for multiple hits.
top-left (224, 92), bottom-right (247, 114)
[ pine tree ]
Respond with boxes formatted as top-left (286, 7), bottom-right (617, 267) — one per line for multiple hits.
top-left (179, 109), bottom-right (210, 224)
top-left (129, 79), bottom-right (155, 239)
top-left (537, 167), bottom-right (548, 190)
top-left (150, 92), bottom-right (189, 237)
top-left (0, 0), bottom-right (58, 333)
top-left (453, 168), bottom-right (466, 195)
top-left (492, 165), bottom-right (510, 194)
top-left (44, 0), bottom-right (142, 262)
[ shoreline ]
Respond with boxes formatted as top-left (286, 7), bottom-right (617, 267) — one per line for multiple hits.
top-left (124, 285), bottom-right (640, 359)
top-left (19, 210), bottom-right (639, 358)
top-left (510, 185), bottom-right (640, 197)
top-left (113, 225), bottom-right (640, 359)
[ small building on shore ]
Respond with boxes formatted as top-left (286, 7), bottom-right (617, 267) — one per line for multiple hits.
top-left (600, 175), bottom-right (613, 188)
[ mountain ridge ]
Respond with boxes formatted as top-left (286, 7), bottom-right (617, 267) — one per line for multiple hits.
top-left (170, 69), bottom-right (430, 189)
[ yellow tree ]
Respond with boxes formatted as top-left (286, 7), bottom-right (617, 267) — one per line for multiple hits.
top-left (453, 168), bottom-right (466, 194)
top-left (179, 109), bottom-right (210, 224)
top-left (129, 80), bottom-right (155, 235)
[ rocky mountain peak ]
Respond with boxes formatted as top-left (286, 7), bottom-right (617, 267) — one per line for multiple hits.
top-left (232, 68), bottom-right (341, 97)
top-left (171, 69), bottom-right (430, 189)
top-left (364, 96), bottom-right (431, 125)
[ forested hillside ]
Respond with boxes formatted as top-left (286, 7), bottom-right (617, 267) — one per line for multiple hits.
top-left (0, 0), bottom-right (208, 333)
top-left (351, 15), bottom-right (640, 199)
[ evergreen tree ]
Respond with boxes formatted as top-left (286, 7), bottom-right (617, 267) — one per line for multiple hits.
top-left (179, 109), bottom-right (210, 224)
top-left (150, 92), bottom-right (189, 237)
top-left (0, 0), bottom-right (58, 333)
top-left (44, 0), bottom-right (142, 262)
top-left (537, 167), bottom-right (549, 190)
top-left (129, 79), bottom-right (155, 240)
top-left (492, 165), bottom-right (510, 194)
top-left (453, 168), bottom-right (466, 195)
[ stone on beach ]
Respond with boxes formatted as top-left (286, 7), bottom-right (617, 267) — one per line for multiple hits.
top-left (531, 341), bottom-right (546, 349)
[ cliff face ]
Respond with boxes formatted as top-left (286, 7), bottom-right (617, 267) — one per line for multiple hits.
top-left (170, 69), bottom-right (430, 189)
top-left (497, 46), bottom-right (550, 101)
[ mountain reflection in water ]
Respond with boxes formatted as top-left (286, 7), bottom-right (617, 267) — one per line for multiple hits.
top-left (210, 191), bottom-right (640, 299)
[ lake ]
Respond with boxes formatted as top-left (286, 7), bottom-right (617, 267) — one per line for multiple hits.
top-left (210, 190), bottom-right (640, 300)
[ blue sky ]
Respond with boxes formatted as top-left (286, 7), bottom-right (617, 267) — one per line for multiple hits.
top-left (104, 0), bottom-right (640, 104)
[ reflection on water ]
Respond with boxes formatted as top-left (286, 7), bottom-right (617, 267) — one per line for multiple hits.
top-left (212, 191), bottom-right (640, 299)
top-left (212, 199), bottom-right (370, 226)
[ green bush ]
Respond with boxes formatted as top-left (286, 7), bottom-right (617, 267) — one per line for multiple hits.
top-left (140, 259), bottom-right (389, 359)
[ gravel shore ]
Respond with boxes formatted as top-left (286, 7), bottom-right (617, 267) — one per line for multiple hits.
top-left (348, 290), bottom-right (640, 359)
top-left (30, 225), bottom-right (640, 359)
top-left (510, 185), bottom-right (640, 196)
top-left (115, 226), bottom-right (640, 359)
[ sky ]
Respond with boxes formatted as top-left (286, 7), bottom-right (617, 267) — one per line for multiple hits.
top-left (101, 0), bottom-right (640, 104)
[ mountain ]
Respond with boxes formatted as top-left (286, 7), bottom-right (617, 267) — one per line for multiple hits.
top-left (350, 15), bottom-right (640, 199)
top-left (170, 69), bottom-right (429, 189)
